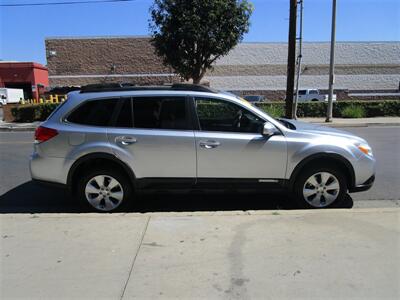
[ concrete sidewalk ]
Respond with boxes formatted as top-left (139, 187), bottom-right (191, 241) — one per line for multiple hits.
top-left (1, 208), bottom-right (399, 299)
top-left (299, 116), bottom-right (400, 127)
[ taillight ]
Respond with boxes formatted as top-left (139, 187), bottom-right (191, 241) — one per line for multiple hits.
top-left (34, 126), bottom-right (58, 143)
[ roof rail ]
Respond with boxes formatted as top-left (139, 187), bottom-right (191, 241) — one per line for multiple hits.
top-left (170, 83), bottom-right (218, 93)
top-left (79, 83), bottom-right (217, 94)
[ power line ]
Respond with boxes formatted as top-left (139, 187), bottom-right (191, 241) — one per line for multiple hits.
top-left (0, 0), bottom-right (136, 7)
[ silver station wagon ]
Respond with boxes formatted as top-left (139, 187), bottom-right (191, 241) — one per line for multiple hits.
top-left (30, 84), bottom-right (375, 212)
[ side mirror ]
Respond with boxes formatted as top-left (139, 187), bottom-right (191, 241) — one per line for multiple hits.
top-left (262, 122), bottom-right (278, 137)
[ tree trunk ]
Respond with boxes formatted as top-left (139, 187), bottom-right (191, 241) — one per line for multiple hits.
top-left (192, 67), bottom-right (205, 85)
top-left (192, 77), bottom-right (201, 84)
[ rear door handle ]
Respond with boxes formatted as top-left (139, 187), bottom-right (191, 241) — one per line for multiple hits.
top-left (199, 140), bottom-right (220, 149)
top-left (115, 136), bottom-right (137, 146)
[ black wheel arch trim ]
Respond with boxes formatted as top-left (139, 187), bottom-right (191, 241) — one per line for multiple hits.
top-left (67, 152), bottom-right (136, 190)
top-left (288, 153), bottom-right (356, 191)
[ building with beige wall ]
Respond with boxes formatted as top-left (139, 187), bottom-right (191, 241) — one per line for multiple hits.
top-left (45, 36), bottom-right (400, 99)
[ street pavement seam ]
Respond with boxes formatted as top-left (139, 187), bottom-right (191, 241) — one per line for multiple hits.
top-left (120, 215), bottom-right (151, 300)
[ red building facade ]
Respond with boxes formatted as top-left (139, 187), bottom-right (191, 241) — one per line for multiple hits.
top-left (0, 62), bottom-right (49, 100)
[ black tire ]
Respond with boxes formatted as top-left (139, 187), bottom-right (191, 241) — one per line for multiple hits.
top-left (311, 99), bottom-right (319, 102)
top-left (77, 168), bottom-right (132, 212)
top-left (293, 164), bottom-right (347, 209)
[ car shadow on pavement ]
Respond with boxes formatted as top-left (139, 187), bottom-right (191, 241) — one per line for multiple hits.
top-left (0, 181), bottom-right (354, 214)
top-left (0, 181), bottom-right (79, 213)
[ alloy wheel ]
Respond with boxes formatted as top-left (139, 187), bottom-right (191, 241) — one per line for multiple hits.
top-left (84, 175), bottom-right (124, 211)
top-left (302, 172), bottom-right (340, 208)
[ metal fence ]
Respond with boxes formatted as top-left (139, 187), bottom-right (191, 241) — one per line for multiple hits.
top-left (19, 94), bottom-right (66, 105)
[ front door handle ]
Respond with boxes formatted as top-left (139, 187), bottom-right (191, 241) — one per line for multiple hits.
top-left (116, 136), bottom-right (137, 146)
top-left (199, 140), bottom-right (220, 149)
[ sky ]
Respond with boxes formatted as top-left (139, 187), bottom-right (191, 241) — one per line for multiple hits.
top-left (0, 0), bottom-right (399, 64)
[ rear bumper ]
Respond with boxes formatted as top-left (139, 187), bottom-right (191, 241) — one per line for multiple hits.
top-left (30, 152), bottom-right (72, 185)
top-left (349, 175), bottom-right (375, 193)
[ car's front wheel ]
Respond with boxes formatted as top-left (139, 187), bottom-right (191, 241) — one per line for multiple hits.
top-left (293, 165), bottom-right (347, 208)
top-left (78, 168), bottom-right (132, 212)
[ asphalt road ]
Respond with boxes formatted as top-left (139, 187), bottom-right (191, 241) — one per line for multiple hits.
top-left (0, 126), bottom-right (399, 213)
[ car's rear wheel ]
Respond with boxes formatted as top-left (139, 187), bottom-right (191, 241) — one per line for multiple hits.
top-left (78, 169), bottom-right (132, 212)
top-left (293, 165), bottom-right (347, 208)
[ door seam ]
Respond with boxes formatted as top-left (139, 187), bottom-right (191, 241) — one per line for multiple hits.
top-left (194, 130), bottom-right (199, 184)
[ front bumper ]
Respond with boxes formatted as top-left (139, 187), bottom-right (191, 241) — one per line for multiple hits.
top-left (349, 175), bottom-right (375, 193)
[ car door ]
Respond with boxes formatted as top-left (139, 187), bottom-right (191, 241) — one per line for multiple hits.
top-left (107, 96), bottom-right (196, 185)
top-left (193, 97), bottom-right (287, 183)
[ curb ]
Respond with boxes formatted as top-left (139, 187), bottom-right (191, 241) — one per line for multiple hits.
top-left (2, 207), bottom-right (399, 218)
top-left (0, 126), bottom-right (37, 132)
top-left (308, 122), bottom-right (400, 128)
top-left (0, 121), bottom-right (40, 132)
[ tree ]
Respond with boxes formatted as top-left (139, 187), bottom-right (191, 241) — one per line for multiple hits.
top-left (150, 0), bottom-right (253, 84)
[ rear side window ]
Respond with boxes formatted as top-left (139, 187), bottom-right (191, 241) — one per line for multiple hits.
top-left (115, 98), bottom-right (133, 128)
top-left (67, 99), bottom-right (118, 126)
top-left (132, 97), bottom-right (188, 130)
top-left (47, 98), bottom-right (69, 120)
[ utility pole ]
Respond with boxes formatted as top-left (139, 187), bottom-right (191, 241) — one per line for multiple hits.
top-left (326, 0), bottom-right (337, 122)
top-left (292, 0), bottom-right (304, 120)
top-left (285, 0), bottom-right (297, 119)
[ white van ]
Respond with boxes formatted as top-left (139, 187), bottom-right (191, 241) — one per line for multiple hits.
top-left (0, 88), bottom-right (24, 106)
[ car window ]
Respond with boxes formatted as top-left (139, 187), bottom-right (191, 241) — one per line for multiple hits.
top-left (67, 98), bottom-right (118, 126)
top-left (244, 96), bottom-right (258, 102)
top-left (195, 98), bottom-right (264, 133)
top-left (132, 97), bottom-right (188, 130)
top-left (47, 98), bottom-right (69, 120)
top-left (114, 98), bottom-right (133, 128)
top-left (298, 90), bottom-right (307, 95)
top-left (309, 90), bottom-right (319, 94)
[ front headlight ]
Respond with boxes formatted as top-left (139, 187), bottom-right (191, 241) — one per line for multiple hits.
top-left (357, 143), bottom-right (373, 157)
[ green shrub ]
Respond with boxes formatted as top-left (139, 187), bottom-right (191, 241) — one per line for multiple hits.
top-left (9, 100), bottom-right (400, 122)
top-left (37, 103), bottom-right (60, 120)
top-left (297, 102), bottom-right (327, 117)
top-left (341, 105), bottom-right (366, 118)
top-left (256, 100), bottom-right (400, 118)
top-left (11, 103), bottom-right (60, 122)
top-left (259, 103), bottom-right (285, 118)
